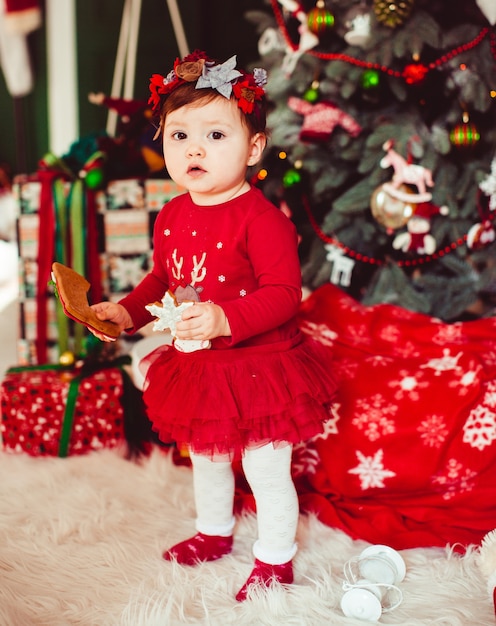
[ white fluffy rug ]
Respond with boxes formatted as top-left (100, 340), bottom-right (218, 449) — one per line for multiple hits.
top-left (0, 446), bottom-right (494, 626)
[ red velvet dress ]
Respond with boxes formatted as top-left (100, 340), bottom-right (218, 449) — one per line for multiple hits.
top-left (119, 187), bottom-right (337, 457)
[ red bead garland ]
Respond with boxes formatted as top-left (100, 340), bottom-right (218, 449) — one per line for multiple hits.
top-left (301, 195), bottom-right (469, 267)
top-left (270, 0), bottom-right (491, 82)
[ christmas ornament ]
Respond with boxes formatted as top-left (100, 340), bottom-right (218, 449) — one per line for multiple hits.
top-left (325, 244), bottom-right (355, 286)
top-left (370, 183), bottom-right (415, 231)
top-left (479, 157), bottom-right (496, 210)
top-left (271, 0), bottom-right (491, 84)
top-left (288, 97), bottom-right (362, 142)
top-left (303, 80), bottom-right (320, 103)
top-left (476, 0), bottom-right (496, 25)
top-left (343, 4), bottom-right (371, 47)
top-left (361, 69), bottom-right (380, 90)
top-left (467, 192), bottom-right (496, 249)
top-left (392, 201), bottom-right (449, 255)
top-left (402, 63), bottom-right (429, 85)
top-left (79, 151), bottom-right (106, 190)
top-left (307, 0), bottom-right (334, 35)
top-left (380, 140), bottom-right (434, 202)
top-left (373, 0), bottom-right (414, 28)
top-left (59, 351), bottom-right (75, 366)
top-left (467, 221), bottom-right (495, 250)
top-left (449, 123), bottom-right (480, 148)
top-left (282, 167), bottom-right (302, 187)
top-left (277, 0), bottom-right (320, 75)
top-left (258, 27), bottom-right (286, 56)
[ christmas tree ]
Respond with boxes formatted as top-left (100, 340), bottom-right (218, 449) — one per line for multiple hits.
top-left (246, 0), bottom-right (496, 321)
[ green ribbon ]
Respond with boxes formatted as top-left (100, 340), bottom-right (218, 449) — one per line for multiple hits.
top-left (7, 357), bottom-right (132, 458)
top-left (53, 178), bottom-right (70, 355)
top-left (6, 364), bottom-right (77, 458)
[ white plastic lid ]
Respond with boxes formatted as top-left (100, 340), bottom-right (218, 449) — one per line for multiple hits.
top-left (340, 587), bottom-right (382, 621)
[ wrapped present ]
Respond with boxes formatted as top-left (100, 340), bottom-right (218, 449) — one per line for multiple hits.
top-left (13, 175), bottom-right (184, 365)
top-left (0, 364), bottom-right (126, 457)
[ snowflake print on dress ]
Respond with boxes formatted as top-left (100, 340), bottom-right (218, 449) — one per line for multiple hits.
top-left (299, 321), bottom-right (337, 347)
top-left (388, 369), bottom-right (429, 402)
top-left (420, 349), bottom-right (463, 376)
top-left (348, 449), bottom-right (396, 490)
top-left (417, 414), bottom-right (449, 448)
top-left (352, 394), bottom-right (397, 441)
top-left (431, 458), bottom-right (477, 500)
top-left (463, 382), bottom-right (496, 450)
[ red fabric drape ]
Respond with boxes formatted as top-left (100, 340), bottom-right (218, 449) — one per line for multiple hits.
top-left (236, 284), bottom-right (496, 550)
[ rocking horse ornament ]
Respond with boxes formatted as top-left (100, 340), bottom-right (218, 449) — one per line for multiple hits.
top-left (380, 140), bottom-right (434, 203)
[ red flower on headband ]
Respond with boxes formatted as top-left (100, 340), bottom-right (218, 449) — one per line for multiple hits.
top-left (148, 50), bottom-right (212, 113)
top-left (232, 77), bottom-right (265, 114)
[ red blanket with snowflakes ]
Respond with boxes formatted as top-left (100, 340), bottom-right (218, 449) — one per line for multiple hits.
top-left (237, 283), bottom-right (496, 549)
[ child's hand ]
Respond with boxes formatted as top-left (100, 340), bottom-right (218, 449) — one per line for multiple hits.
top-left (176, 303), bottom-right (230, 341)
top-left (90, 302), bottom-right (133, 342)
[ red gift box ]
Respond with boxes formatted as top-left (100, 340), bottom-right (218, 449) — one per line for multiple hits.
top-left (0, 365), bottom-right (125, 456)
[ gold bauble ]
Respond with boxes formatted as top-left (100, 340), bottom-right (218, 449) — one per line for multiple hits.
top-left (370, 183), bottom-right (415, 230)
top-left (59, 351), bottom-right (75, 366)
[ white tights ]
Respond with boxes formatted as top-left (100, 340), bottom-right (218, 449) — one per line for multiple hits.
top-left (189, 443), bottom-right (299, 565)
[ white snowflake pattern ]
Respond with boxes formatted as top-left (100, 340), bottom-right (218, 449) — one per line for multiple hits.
top-left (163, 228), bottom-right (170, 236)
top-left (216, 242), bottom-right (223, 249)
top-left (431, 323), bottom-right (464, 345)
top-left (191, 230), bottom-right (197, 236)
top-left (348, 449), bottom-right (396, 490)
top-left (378, 324), bottom-right (401, 343)
top-left (431, 458), bottom-right (477, 500)
top-left (483, 380), bottom-right (496, 408)
top-left (447, 361), bottom-right (480, 396)
top-left (335, 358), bottom-right (359, 380)
top-left (299, 321), bottom-right (337, 347)
top-left (292, 444), bottom-right (320, 476)
top-left (239, 289), bottom-right (246, 297)
top-left (463, 403), bottom-right (496, 451)
top-left (417, 414), bottom-right (449, 448)
top-left (391, 340), bottom-right (421, 359)
top-left (352, 394), bottom-right (397, 441)
top-left (420, 349), bottom-right (463, 376)
top-left (109, 256), bottom-right (146, 289)
top-left (218, 275), bottom-right (226, 282)
top-left (364, 355), bottom-right (392, 367)
top-left (388, 369), bottom-right (429, 401)
top-left (312, 404), bottom-right (341, 441)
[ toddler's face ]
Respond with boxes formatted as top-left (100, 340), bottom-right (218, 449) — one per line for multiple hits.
top-left (162, 97), bottom-right (265, 205)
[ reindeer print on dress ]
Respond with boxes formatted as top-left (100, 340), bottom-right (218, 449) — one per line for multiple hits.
top-left (171, 249), bottom-right (207, 304)
top-left (148, 247), bottom-right (211, 353)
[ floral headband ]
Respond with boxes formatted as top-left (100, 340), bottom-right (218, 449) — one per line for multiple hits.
top-left (148, 50), bottom-right (267, 116)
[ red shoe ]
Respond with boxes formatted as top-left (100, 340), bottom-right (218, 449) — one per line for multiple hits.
top-left (236, 558), bottom-right (294, 602)
top-left (163, 532), bottom-right (233, 565)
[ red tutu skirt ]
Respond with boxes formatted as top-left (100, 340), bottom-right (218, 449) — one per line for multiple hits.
top-left (141, 332), bottom-right (337, 458)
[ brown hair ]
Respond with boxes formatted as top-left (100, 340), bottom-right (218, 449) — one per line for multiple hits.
top-left (159, 83), bottom-right (267, 137)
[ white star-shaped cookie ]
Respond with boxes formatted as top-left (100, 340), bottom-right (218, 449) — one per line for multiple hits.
top-left (145, 291), bottom-right (193, 336)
